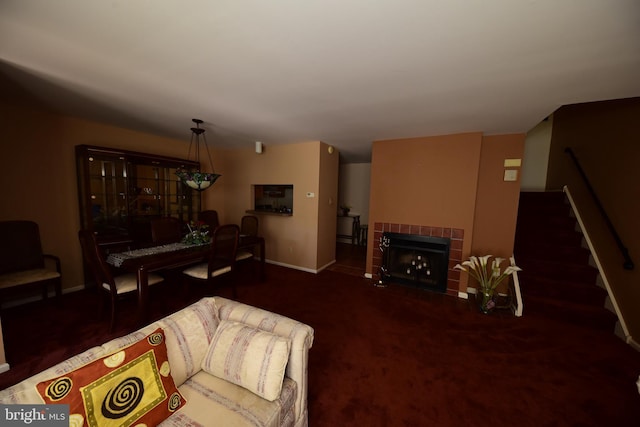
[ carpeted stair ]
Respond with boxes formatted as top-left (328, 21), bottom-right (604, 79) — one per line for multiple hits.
top-left (514, 191), bottom-right (618, 331)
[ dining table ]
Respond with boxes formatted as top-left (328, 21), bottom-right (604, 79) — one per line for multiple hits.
top-left (106, 235), bottom-right (265, 324)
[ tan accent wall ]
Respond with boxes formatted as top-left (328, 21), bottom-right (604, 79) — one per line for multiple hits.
top-left (546, 97), bottom-right (640, 341)
top-left (0, 103), bottom-right (338, 296)
top-left (473, 134), bottom-right (526, 256)
top-left (214, 141), bottom-right (338, 271)
top-left (367, 132), bottom-right (525, 294)
top-left (0, 103), bottom-right (193, 292)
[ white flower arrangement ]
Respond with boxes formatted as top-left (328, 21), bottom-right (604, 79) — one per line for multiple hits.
top-left (454, 255), bottom-right (522, 294)
top-left (454, 255), bottom-right (522, 313)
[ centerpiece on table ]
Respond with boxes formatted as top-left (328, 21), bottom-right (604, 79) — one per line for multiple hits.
top-left (453, 255), bottom-right (522, 314)
top-left (182, 220), bottom-right (211, 245)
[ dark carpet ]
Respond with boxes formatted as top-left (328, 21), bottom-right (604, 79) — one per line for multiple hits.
top-left (1, 263), bottom-right (639, 426)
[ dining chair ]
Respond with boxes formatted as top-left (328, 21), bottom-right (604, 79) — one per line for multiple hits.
top-left (150, 217), bottom-right (183, 245)
top-left (78, 230), bottom-right (164, 331)
top-left (198, 210), bottom-right (220, 232)
top-left (236, 215), bottom-right (259, 263)
top-left (182, 224), bottom-right (239, 298)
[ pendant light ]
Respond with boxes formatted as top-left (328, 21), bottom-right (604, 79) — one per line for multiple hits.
top-left (175, 118), bottom-right (221, 191)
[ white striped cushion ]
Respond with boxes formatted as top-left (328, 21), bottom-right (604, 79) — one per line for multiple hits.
top-left (201, 320), bottom-right (291, 401)
top-left (99, 298), bottom-right (219, 388)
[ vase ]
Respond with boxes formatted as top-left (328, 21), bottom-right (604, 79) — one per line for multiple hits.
top-left (478, 290), bottom-right (496, 314)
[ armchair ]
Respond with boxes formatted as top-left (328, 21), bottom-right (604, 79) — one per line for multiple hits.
top-left (0, 221), bottom-right (61, 307)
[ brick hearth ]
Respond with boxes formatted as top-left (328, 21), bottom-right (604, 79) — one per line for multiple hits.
top-left (372, 222), bottom-right (464, 297)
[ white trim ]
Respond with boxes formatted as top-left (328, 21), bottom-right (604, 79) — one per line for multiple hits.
top-left (364, 272), bottom-right (372, 279)
top-left (0, 363), bottom-right (10, 374)
top-left (458, 291), bottom-right (469, 299)
top-left (265, 259), bottom-right (319, 274)
top-left (510, 256), bottom-right (523, 317)
top-left (563, 185), bottom-right (630, 340)
top-left (316, 259), bottom-right (336, 272)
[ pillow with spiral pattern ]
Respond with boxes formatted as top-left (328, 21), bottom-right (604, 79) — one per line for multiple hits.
top-left (36, 328), bottom-right (185, 427)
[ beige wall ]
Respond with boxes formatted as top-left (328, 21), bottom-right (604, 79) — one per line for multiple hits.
top-left (201, 141), bottom-right (338, 272)
top-left (367, 132), bottom-right (525, 293)
top-left (546, 97), bottom-right (640, 341)
top-left (0, 103), bottom-right (193, 291)
top-left (472, 134), bottom-right (526, 257)
top-left (521, 116), bottom-right (553, 191)
top-left (0, 103), bottom-right (338, 296)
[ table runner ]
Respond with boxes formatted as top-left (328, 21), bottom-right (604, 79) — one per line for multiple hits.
top-left (106, 242), bottom-right (207, 267)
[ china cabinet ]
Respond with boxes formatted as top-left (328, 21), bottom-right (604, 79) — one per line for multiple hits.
top-left (76, 145), bottom-right (201, 248)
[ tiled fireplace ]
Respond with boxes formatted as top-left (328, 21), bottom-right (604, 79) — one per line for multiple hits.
top-left (372, 222), bottom-right (464, 297)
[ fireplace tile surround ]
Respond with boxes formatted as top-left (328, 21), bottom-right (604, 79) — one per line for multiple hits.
top-left (372, 222), bottom-right (464, 297)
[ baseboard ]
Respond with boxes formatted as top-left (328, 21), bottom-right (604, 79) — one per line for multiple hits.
top-left (317, 259), bottom-right (336, 272)
top-left (0, 363), bottom-right (10, 374)
top-left (265, 259), bottom-right (319, 274)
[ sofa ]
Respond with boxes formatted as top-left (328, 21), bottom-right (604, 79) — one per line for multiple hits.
top-left (0, 297), bottom-right (314, 427)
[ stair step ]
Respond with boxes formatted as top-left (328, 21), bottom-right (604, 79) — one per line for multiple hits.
top-left (516, 213), bottom-right (576, 229)
top-left (515, 227), bottom-right (583, 247)
top-left (522, 294), bottom-right (617, 332)
top-left (517, 258), bottom-right (598, 284)
top-left (519, 275), bottom-right (608, 306)
top-left (514, 244), bottom-right (591, 264)
top-left (515, 191), bottom-right (616, 332)
top-left (518, 192), bottom-right (570, 213)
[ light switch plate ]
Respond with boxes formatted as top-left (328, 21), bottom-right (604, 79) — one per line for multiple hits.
top-left (504, 169), bottom-right (518, 181)
top-left (306, 192), bottom-right (315, 198)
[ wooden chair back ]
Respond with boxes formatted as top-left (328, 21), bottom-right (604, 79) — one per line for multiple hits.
top-left (0, 220), bottom-right (45, 274)
top-left (240, 215), bottom-right (259, 237)
top-left (208, 224), bottom-right (240, 274)
top-left (150, 217), bottom-right (183, 245)
top-left (78, 230), bottom-right (116, 293)
top-left (198, 210), bottom-right (220, 231)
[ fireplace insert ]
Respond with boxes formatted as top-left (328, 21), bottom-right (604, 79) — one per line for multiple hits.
top-left (379, 232), bottom-right (450, 293)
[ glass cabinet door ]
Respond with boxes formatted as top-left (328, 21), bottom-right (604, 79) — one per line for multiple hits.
top-left (77, 145), bottom-right (201, 246)
top-left (84, 153), bottom-right (129, 236)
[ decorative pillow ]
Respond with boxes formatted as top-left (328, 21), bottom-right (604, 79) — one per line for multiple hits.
top-left (36, 328), bottom-right (185, 427)
top-left (201, 320), bottom-right (291, 401)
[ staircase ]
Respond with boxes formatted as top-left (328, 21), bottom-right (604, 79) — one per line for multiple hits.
top-left (514, 191), bottom-right (618, 331)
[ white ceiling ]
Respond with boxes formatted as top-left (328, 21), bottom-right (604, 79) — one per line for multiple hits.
top-left (1, 0), bottom-right (639, 163)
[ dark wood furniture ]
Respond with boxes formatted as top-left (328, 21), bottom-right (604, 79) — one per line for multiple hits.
top-left (105, 235), bottom-right (265, 323)
top-left (150, 217), bottom-right (183, 245)
top-left (198, 210), bottom-right (220, 230)
top-left (78, 230), bottom-right (164, 331)
top-left (182, 224), bottom-right (240, 298)
top-left (337, 213), bottom-right (361, 245)
top-left (0, 220), bottom-right (61, 307)
top-left (75, 145), bottom-right (201, 249)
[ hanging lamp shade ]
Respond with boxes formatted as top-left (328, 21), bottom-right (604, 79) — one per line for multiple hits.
top-left (175, 119), bottom-right (221, 191)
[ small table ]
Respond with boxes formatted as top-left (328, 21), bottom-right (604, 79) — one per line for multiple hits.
top-left (337, 213), bottom-right (361, 244)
